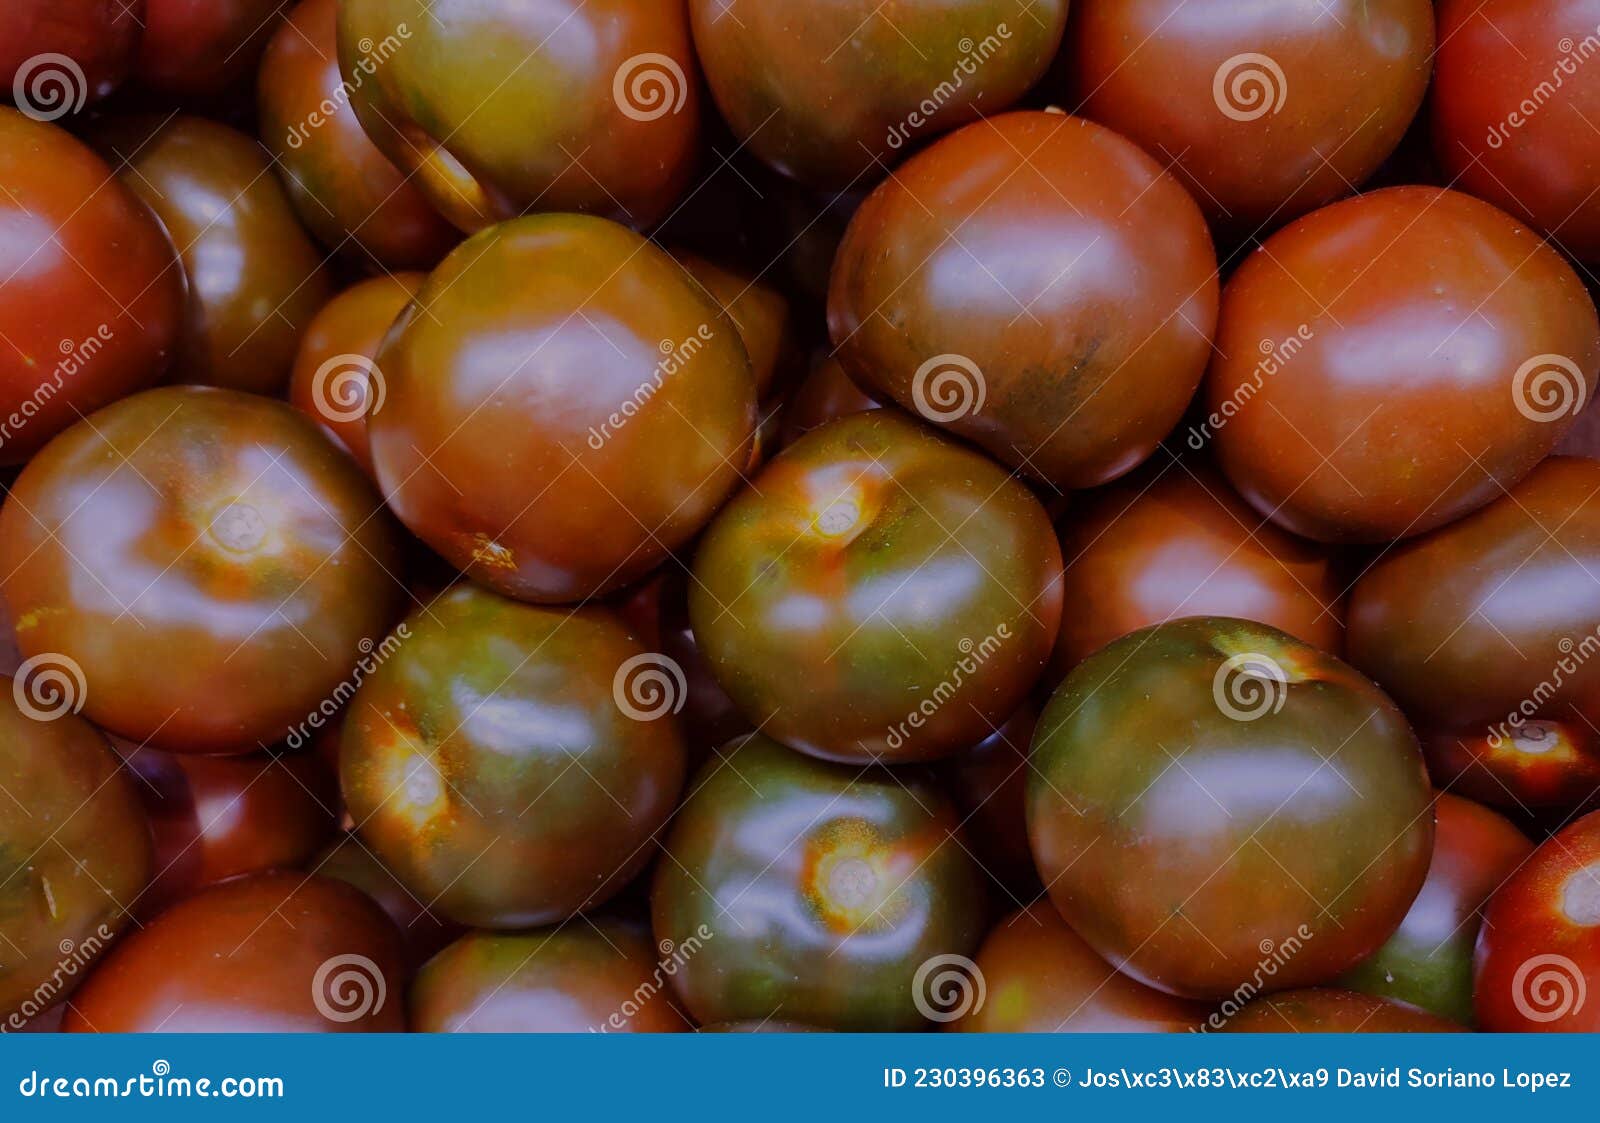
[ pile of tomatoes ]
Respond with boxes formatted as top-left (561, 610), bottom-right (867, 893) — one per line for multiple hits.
top-left (2, 0), bottom-right (1599, 1036)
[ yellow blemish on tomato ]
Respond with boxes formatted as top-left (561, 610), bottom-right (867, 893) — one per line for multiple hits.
top-left (1210, 629), bottom-right (1317, 683)
top-left (372, 717), bottom-right (450, 831)
top-left (1561, 861), bottom-right (1600, 926)
top-left (800, 818), bottom-right (909, 933)
top-left (1504, 721), bottom-right (1580, 760)
top-left (468, 534), bottom-right (516, 570)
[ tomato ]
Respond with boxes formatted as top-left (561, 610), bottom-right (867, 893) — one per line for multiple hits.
top-left (690, 411), bottom-right (1064, 764)
top-left (410, 921), bottom-right (689, 1032)
top-left (954, 904), bottom-right (1205, 1033)
top-left (0, 110), bottom-right (183, 465)
top-left (368, 214), bottom-right (757, 604)
top-left (779, 357), bottom-right (883, 449)
top-left (90, 115), bottom-right (335, 397)
top-left (1207, 186), bottom-right (1600, 543)
top-left (1049, 458), bottom-right (1344, 684)
top-left (0, 386), bottom-right (404, 753)
top-left (63, 872), bottom-right (407, 1032)
top-left (0, 683), bottom-right (151, 1025)
top-left (340, 584), bottom-right (687, 929)
top-left (1029, 617), bottom-right (1433, 999)
top-left (257, 0), bottom-right (456, 271)
top-left (829, 111), bottom-right (1219, 492)
top-left (1338, 793), bottom-right (1532, 1024)
top-left (134, 0), bottom-right (287, 98)
top-left (652, 734), bottom-right (985, 1030)
top-left (338, 0), bottom-right (700, 232)
top-left (1069, 0), bottom-right (1434, 231)
top-left (675, 253), bottom-right (799, 400)
top-left (289, 272), bottom-right (425, 477)
top-left (689, 1), bottom-right (1069, 189)
top-left (1219, 988), bottom-right (1464, 1032)
top-left (939, 703), bottom-right (1040, 898)
top-left (313, 834), bottom-right (459, 972)
top-left (1422, 726), bottom-right (1600, 813)
top-left (1434, 0), bottom-right (1600, 261)
top-left (1, 0), bottom-right (143, 108)
top-left (1475, 810), bottom-right (1600, 1032)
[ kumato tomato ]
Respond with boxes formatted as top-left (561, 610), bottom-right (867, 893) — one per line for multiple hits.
top-left (829, 111), bottom-right (1219, 492)
top-left (1069, 0), bottom-right (1434, 232)
top-left (368, 214), bottom-right (757, 604)
top-left (690, 411), bottom-right (1063, 764)
top-left (652, 735), bottom-right (985, 1030)
top-left (1, 0), bottom-right (143, 108)
top-left (0, 387), bottom-right (404, 753)
top-left (1219, 988), bottom-right (1465, 1032)
top-left (313, 834), bottom-right (459, 973)
top-left (1475, 810), bottom-right (1600, 1032)
top-left (62, 872), bottom-right (406, 1032)
top-left (675, 252), bottom-right (799, 400)
top-left (1207, 186), bottom-right (1600, 543)
top-left (688, 0), bottom-right (1069, 190)
top-left (0, 683), bottom-right (151, 1026)
top-left (340, 585), bottom-right (687, 929)
top-left (410, 922), bottom-right (689, 1033)
top-left (939, 703), bottom-right (1040, 898)
top-left (954, 905), bottom-right (1205, 1033)
top-left (1029, 617), bottom-right (1433, 999)
top-left (1421, 726), bottom-right (1600, 813)
top-left (780, 357), bottom-right (883, 449)
top-left (134, 0), bottom-right (288, 98)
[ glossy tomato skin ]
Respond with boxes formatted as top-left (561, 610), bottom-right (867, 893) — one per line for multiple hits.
top-left (1434, 0), bottom-right (1600, 261)
top-left (0, 386), bottom-right (404, 754)
top-left (91, 115), bottom-right (335, 397)
top-left (1030, 617), bottom-right (1433, 999)
top-left (63, 872), bottom-right (406, 1032)
top-left (289, 272), bottom-right (425, 476)
top-left (1475, 810), bottom-right (1600, 1031)
top-left (939, 703), bottom-right (1040, 898)
top-left (689, 1), bottom-right (1069, 190)
top-left (411, 921), bottom-right (689, 1032)
top-left (0, 684), bottom-right (152, 1025)
top-left (258, 0), bottom-right (456, 271)
top-left (134, 0), bottom-right (287, 99)
top-left (779, 356), bottom-right (882, 449)
top-left (653, 735), bottom-right (985, 1030)
top-left (955, 904), bottom-right (1205, 1033)
top-left (1, 0), bottom-right (144, 106)
top-left (1049, 458), bottom-right (1344, 684)
top-left (1421, 725), bottom-right (1600, 813)
top-left (690, 411), bottom-right (1064, 764)
top-left (675, 252), bottom-right (798, 400)
top-left (369, 214), bottom-right (756, 604)
top-left (340, 585), bottom-right (687, 930)
top-left (1208, 187), bottom-right (1600, 543)
top-left (1220, 988), bottom-right (1464, 1032)
top-left (1338, 793), bottom-right (1532, 1025)
top-left (1070, 1), bottom-right (1434, 231)
top-left (829, 112), bottom-right (1220, 491)
top-left (0, 110), bottom-right (183, 465)
top-left (338, 0), bottom-right (700, 233)
top-left (313, 834), bottom-right (459, 973)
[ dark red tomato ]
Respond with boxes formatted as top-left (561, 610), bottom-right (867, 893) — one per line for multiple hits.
top-left (313, 834), bottom-right (459, 973)
top-left (1435, 0), bottom-right (1600, 261)
top-left (0, 110), bottom-right (183, 465)
top-left (63, 872), bottom-right (406, 1032)
top-left (652, 734), bottom-right (985, 1030)
top-left (338, 0), bottom-right (700, 232)
top-left (124, 747), bottom-right (338, 918)
top-left (411, 922), bottom-right (689, 1032)
top-left (1070, 0), bottom-right (1434, 231)
top-left (369, 214), bottom-right (756, 604)
top-left (134, 0), bottom-right (287, 99)
top-left (1338, 793), bottom-right (1532, 1025)
top-left (690, 411), bottom-right (1064, 764)
top-left (829, 111), bottom-right (1219, 492)
top-left (1029, 617), bottom-right (1433, 999)
top-left (939, 703), bottom-right (1040, 898)
top-left (1220, 988), bottom-right (1464, 1032)
top-left (689, 1), bottom-right (1069, 190)
top-left (340, 584), bottom-right (687, 929)
top-left (257, 0), bottom-right (456, 271)
top-left (779, 356), bottom-right (882, 449)
top-left (953, 904), bottom-right (1206, 1032)
top-left (0, 386), bottom-right (404, 754)
top-left (1348, 459), bottom-right (1600, 762)
top-left (1, 0), bottom-right (144, 108)
top-left (1049, 459), bottom-right (1344, 684)
top-left (1422, 725), bottom-right (1600, 813)
top-left (1207, 186), bottom-right (1600, 543)
top-left (91, 115), bottom-right (334, 397)
top-left (675, 252), bottom-right (799, 400)
top-left (1475, 810), bottom-right (1600, 1031)
top-left (289, 272), bottom-right (424, 477)
top-left (1, 683), bottom-right (151, 1027)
